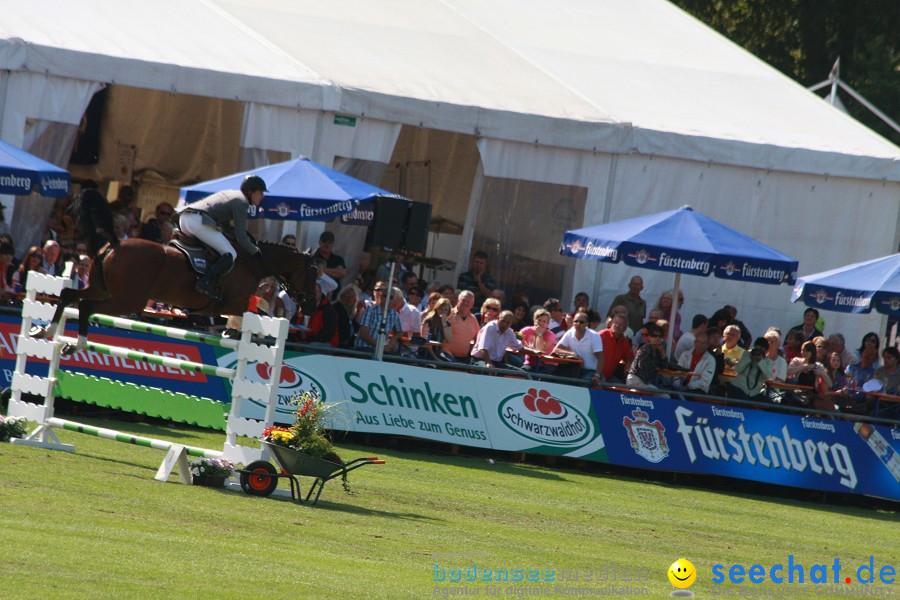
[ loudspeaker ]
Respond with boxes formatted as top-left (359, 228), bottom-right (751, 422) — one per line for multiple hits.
top-left (369, 197), bottom-right (432, 254)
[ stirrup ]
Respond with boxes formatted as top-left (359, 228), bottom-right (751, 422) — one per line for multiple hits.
top-left (195, 280), bottom-right (221, 301)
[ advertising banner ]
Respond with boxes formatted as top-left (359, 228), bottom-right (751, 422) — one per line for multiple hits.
top-left (593, 389), bottom-right (900, 501)
top-left (215, 351), bottom-right (607, 461)
top-left (0, 314), bottom-right (227, 400)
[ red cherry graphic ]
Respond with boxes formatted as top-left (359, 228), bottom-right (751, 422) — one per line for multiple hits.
top-left (547, 398), bottom-right (562, 414)
top-left (523, 389), bottom-right (537, 412)
top-left (535, 397), bottom-right (552, 414)
top-left (279, 365), bottom-right (297, 384)
top-left (256, 363), bottom-right (271, 379)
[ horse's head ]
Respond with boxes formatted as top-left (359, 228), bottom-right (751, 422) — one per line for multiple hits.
top-left (259, 241), bottom-right (318, 316)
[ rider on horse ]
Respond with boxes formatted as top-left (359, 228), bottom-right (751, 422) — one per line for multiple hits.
top-left (176, 175), bottom-right (267, 299)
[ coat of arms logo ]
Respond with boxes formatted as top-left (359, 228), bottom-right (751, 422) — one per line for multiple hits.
top-left (623, 408), bottom-right (669, 463)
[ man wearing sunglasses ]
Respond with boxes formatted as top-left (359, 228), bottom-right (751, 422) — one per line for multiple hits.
top-left (553, 312), bottom-right (605, 384)
top-left (140, 202), bottom-right (175, 243)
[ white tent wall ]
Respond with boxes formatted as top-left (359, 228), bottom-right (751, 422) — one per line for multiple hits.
top-left (591, 154), bottom-right (899, 348)
top-left (0, 72), bottom-right (101, 254)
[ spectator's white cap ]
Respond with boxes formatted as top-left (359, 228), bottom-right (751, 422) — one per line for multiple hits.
top-left (317, 273), bottom-right (337, 296)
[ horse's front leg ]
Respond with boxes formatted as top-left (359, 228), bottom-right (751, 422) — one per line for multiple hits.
top-left (30, 287), bottom-right (77, 339)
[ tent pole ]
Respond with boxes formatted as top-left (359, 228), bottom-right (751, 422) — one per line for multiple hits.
top-left (666, 272), bottom-right (680, 361)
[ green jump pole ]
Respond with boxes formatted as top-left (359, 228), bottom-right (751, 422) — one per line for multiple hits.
top-left (47, 417), bottom-right (223, 459)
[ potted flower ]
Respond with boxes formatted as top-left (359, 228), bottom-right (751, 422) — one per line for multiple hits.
top-left (0, 415), bottom-right (28, 443)
top-left (262, 391), bottom-right (350, 492)
top-left (189, 457), bottom-right (235, 487)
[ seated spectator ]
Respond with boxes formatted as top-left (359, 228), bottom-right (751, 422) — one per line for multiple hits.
top-left (873, 347), bottom-right (900, 395)
top-left (478, 297), bottom-right (501, 326)
top-left (584, 308), bottom-right (603, 331)
top-left (825, 351), bottom-right (847, 392)
top-left (553, 312), bottom-right (605, 384)
top-left (471, 310), bottom-right (523, 370)
top-left (763, 328), bottom-right (787, 382)
top-left (0, 243), bottom-right (15, 296)
top-left (599, 313), bottom-right (634, 383)
top-left (565, 291), bottom-right (591, 329)
top-left (626, 321), bottom-right (665, 388)
top-left (631, 309), bottom-right (664, 350)
top-left (721, 325), bottom-right (745, 370)
top-left (250, 278), bottom-right (287, 318)
top-left (421, 298), bottom-right (453, 344)
top-left (281, 234), bottom-right (297, 248)
top-left (301, 275), bottom-right (339, 347)
top-left (74, 254), bottom-right (91, 289)
top-left (42, 240), bottom-right (61, 276)
top-left (726, 337), bottom-right (772, 401)
top-left (676, 332), bottom-right (716, 394)
top-left (333, 284), bottom-right (360, 349)
top-left (788, 307), bottom-right (824, 342)
top-left (724, 305), bottom-right (752, 349)
top-left (673, 314), bottom-right (707, 361)
top-left (12, 246), bottom-right (45, 292)
top-left (457, 250), bottom-right (496, 307)
top-left (519, 308), bottom-right (557, 372)
top-left (406, 286), bottom-right (425, 321)
top-left (826, 333), bottom-right (859, 368)
top-left (607, 304), bottom-right (634, 339)
top-left (423, 291), bottom-right (441, 316)
top-left (543, 298), bottom-right (567, 341)
top-left (509, 298), bottom-right (529, 332)
top-left (355, 285), bottom-right (403, 354)
top-left (855, 332), bottom-right (881, 366)
top-left (782, 329), bottom-right (804, 364)
top-left (785, 340), bottom-right (832, 409)
top-left (140, 202), bottom-right (175, 243)
top-left (705, 326), bottom-right (726, 394)
top-left (445, 290), bottom-right (480, 363)
top-left (837, 340), bottom-right (880, 414)
top-left (398, 288), bottom-right (422, 338)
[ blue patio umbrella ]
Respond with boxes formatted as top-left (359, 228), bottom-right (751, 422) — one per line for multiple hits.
top-left (0, 139), bottom-right (70, 197)
top-left (791, 253), bottom-right (900, 317)
top-left (180, 157), bottom-right (406, 221)
top-left (560, 206), bottom-right (798, 355)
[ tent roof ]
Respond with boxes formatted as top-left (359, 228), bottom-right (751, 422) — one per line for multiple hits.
top-left (1, 0), bottom-right (897, 179)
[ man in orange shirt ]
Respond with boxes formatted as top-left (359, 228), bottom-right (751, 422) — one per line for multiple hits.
top-left (445, 290), bottom-right (480, 363)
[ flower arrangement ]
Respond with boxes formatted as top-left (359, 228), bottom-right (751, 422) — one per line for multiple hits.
top-left (189, 457), bottom-right (235, 478)
top-left (0, 415), bottom-right (29, 443)
top-left (263, 391), bottom-right (350, 492)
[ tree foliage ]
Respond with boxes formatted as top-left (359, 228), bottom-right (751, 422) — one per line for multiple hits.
top-left (670, 0), bottom-right (899, 146)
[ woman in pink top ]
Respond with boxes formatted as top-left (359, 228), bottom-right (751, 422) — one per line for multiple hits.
top-left (519, 308), bottom-right (557, 372)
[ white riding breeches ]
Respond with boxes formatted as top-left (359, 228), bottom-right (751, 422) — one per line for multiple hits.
top-left (179, 212), bottom-right (237, 259)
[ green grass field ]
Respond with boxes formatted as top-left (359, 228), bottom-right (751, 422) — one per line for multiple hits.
top-left (1, 416), bottom-right (898, 599)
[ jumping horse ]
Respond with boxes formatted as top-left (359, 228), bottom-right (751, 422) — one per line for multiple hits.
top-left (35, 192), bottom-right (318, 353)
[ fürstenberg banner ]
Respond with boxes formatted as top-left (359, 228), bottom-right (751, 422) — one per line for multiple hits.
top-left (217, 352), bottom-right (607, 460)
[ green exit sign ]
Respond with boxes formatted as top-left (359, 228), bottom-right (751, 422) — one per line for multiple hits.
top-left (333, 114), bottom-right (357, 127)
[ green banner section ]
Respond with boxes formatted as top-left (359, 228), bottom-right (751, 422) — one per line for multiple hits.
top-left (55, 371), bottom-right (228, 431)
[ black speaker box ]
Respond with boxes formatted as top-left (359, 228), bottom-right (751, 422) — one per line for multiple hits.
top-left (369, 197), bottom-right (432, 254)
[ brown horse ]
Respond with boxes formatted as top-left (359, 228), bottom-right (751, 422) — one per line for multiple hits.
top-left (36, 238), bottom-right (318, 353)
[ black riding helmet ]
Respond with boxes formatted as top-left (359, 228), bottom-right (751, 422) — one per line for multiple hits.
top-left (240, 175), bottom-right (268, 197)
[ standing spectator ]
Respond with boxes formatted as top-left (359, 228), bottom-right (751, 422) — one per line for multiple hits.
top-left (355, 285), bottom-right (403, 354)
top-left (812, 336), bottom-right (828, 364)
top-left (457, 250), bottom-right (496, 307)
top-left (445, 290), bottom-right (481, 363)
top-left (471, 310), bottom-right (523, 370)
top-left (109, 184), bottom-right (138, 218)
top-left (673, 314), bottom-right (708, 361)
top-left (0, 243), bottom-right (15, 292)
top-left (301, 275), bottom-right (339, 347)
top-left (606, 275), bottom-right (646, 333)
top-left (788, 307), bottom-right (824, 342)
top-left (312, 231), bottom-right (347, 296)
top-left (654, 289), bottom-right (684, 342)
top-left (855, 332), bottom-right (880, 366)
top-left (599, 313), bottom-right (634, 383)
top-left (400, 271), bottom-right (419, 298)
top-left (281, 234), bottom-right (297, 248)
top-left (42, 240), bottom-right (61, 276)
top-left (438, 284), bottom-right (457, 307)
top-left (676, 332), bottom-right (716, 394)
top-left (333, 284), bottom-right (360, 349)
top-left (398, 287), bottom-right (422, 338)
top-left (140, 202), bottom-right (175, 243)
top-left (510, 298), bottom-right (530, 331)
top-left (626, 321), bottom-right (665, 388)
top-left (553, 312), bottom-right (605, 384)
top-left (12, 246), bottom-right (46, 292)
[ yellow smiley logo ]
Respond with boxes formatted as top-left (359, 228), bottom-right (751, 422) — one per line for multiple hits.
top-left (668, 558), bottom-right (696, 588)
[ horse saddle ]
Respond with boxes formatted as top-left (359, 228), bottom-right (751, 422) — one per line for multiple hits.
top-left (170, 229), bottom-right (217, 274)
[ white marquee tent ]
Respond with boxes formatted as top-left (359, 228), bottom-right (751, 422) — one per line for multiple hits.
top-left (1, 0), bottom-right (898, 343)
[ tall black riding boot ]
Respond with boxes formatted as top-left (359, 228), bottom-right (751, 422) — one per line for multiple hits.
top-left (195, 254), bottom-right (234, 300)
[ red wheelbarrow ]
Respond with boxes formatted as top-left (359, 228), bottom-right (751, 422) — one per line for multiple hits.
top-left (238, 441), bottom-right (385, 505)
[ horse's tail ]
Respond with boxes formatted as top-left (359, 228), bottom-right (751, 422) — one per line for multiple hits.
top-left (72, 188), bottom-right (120, 255)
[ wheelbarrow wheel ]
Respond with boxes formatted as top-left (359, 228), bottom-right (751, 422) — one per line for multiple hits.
top-left (240, 460), bottom-right (278, 497)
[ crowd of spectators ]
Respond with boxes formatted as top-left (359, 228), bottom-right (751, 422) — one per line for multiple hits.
top-left (9, 190), bottom-right (898, 421)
